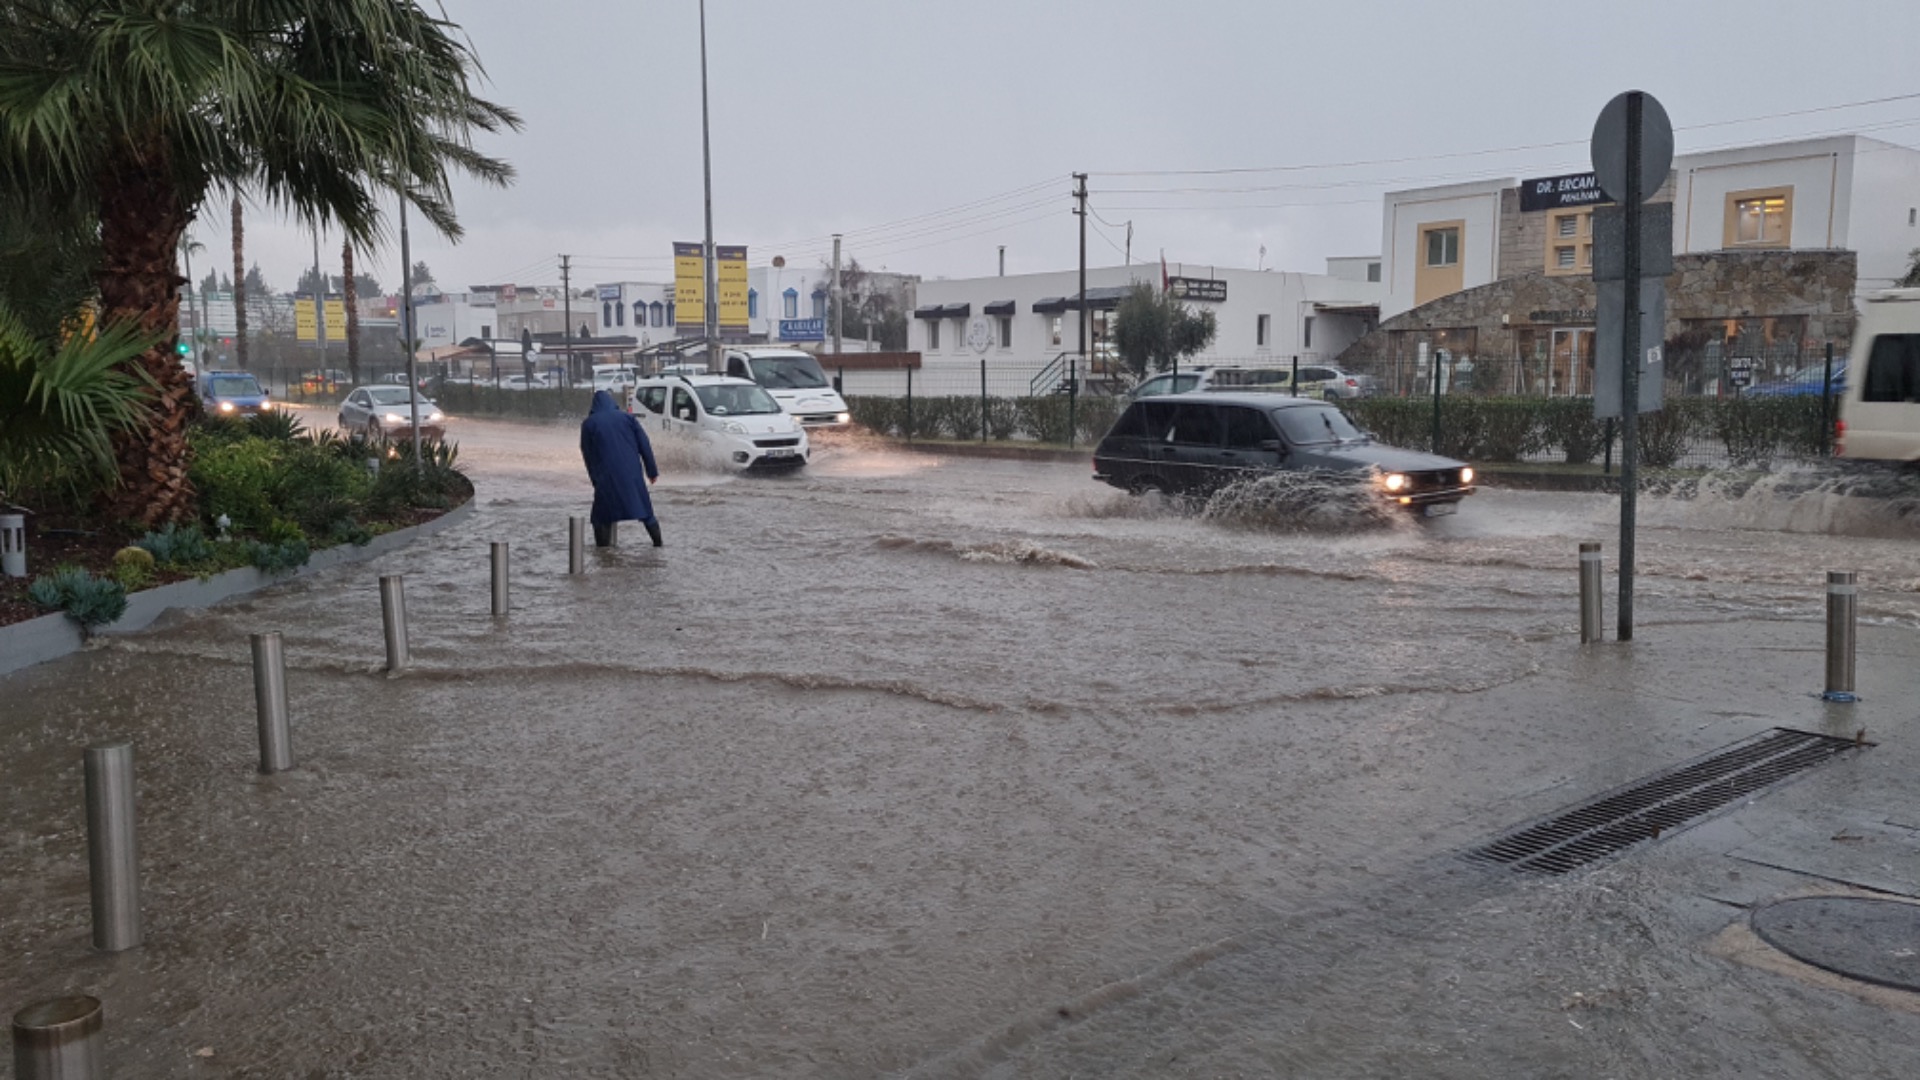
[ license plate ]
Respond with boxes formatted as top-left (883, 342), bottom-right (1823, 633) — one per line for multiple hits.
top-left (1423, 502), bottom-right (1457, 518)
top-left (764, 448), bottom-right (798, 458)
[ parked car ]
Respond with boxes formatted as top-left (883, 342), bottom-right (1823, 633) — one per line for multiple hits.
top-left (376, 372), bottom-right (429, 391)
top-left (499, 374), bottom-right (552, 391)
top-left (721, 347), bottom-right (852, 428)
top-left (199, 370), bottom-right (273, 416)
top-left (1092, 393), bottom-right (1475, 517)
top-left (1836, 288), bottom-right (1920, 462)
top-left (1292, 364), bottom-right (1381, 400)
top-left (1744, 361), bottom-right (1848, 397)
top-left (627, 373), bottom-right (809, 470)
top-left (591, 365), bottom-right (638, 394)
top-left (299, 368), bottom-right (350, 395)
top-left (338, 386), bottom-right (446, 440)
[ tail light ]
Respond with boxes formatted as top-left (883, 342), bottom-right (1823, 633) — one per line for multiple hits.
top-left (1834, 418), bottom-right (1846, 457)
top-left (1346, 378), bottom-right (1358, 387)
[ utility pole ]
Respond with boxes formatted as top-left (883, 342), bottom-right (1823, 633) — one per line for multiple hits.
top-left (561, 254), bottom-right (573, 386)
top-left (999, 245), bottom-right (1006, 277)
top-left (399, 180), bottom-right (422, 469)
top-left (1074, 173), bottom-right (1088, 366)
top-left (832, 234), bottom-right (843, 355)
top-left (698, 0), bottom-right (719, 369)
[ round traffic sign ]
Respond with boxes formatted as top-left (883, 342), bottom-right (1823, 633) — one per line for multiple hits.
top-left (1591, 91), bottom-right (1674, 204)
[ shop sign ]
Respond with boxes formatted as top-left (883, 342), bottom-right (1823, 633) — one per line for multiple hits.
top-left (780, 317), bottom-right (824, 341)
top-left (1527, 308), bottom-right (1596, 324)
top-left (1166, 276), bottom-right (1227, 302)
top-left (1520, 172), bottom-right (1612, 212)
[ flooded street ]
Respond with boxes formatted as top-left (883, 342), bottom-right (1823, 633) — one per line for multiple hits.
top-left (6, 413), bottom-right (1920, 1077)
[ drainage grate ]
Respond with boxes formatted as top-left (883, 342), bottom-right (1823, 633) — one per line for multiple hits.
top-left (1468, 728), bottom-right (1866, 875)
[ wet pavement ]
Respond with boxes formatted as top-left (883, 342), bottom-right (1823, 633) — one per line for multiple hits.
top-left (4, 412), bottom-right (1920, 1077)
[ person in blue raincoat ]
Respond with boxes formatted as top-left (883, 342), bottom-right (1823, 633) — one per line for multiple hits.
top-left (580, 389), bottom-right (662, 547)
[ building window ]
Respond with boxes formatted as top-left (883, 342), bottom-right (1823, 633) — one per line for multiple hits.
top-left (952, 319), bottom-right (966, 350)
top-left (1425, 227), bottom-right (1459, 268)
top-left (748, 289), bottom-right (758, 319)
top-left (782, 288), bottom-right (798, 319)
top-left (1049, 316), bottom-right (1062, 347)
top-left (480, 325), bottom-right (492, 339)
top-left (1725, 188), bottom-right (1792, 248)
top-left (999, 316), bottom-right (1012, 347)
top-left (811, 290), bottom-right (827, 319)
top-left (603, 301), bottom-right (613, 326)
top-left (927, 320), bottom-right (940, 350)
top-left (1303, 316), bottom-right (1314, 349)
top-left (1367, 262), bottom-right (1381, 283)
top-left (660, 301), bottom-right (672, 327)
top-left (1555, 246), bottom-right (1577, 269)
top-left (1256, 314), bottom-right (1271, 347)
top-left (633, 301), bottom-right (644, 326)
top-left (1545, 209), bottom-right (1594, 277)
top-left (1557, 215), bottom-right (1579, 238)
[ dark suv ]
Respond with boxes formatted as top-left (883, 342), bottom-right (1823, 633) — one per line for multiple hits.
top-left (1092, 394), bottom-right (1475, 515)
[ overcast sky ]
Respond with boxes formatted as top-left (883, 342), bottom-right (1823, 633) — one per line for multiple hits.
top-left (208, 0), bottom-right (1920, 297)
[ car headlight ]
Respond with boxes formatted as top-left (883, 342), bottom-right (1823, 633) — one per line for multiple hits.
top-left (1460, 467), bottom-right (1474, 484)
top-left (258, 400), bottom-right (271, 411)
top-left (428, 411), bottom-right (444, 422)
top-left (836, 412), bottom-right (851, 424)
top-left (1382, 472), bottom-right (1408, 491)
top-left (218, 401), bottom-right (235, 413)
top-left (384, 412), bottom-right (404, 422)
top-left (723, 421), bottom-right (747, 435)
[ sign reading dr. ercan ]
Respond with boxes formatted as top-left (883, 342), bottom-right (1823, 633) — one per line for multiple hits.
top-left (1166, 276), bottom-right (1227, 302)
top-left (1521, 172), bottom-right (1613, 212)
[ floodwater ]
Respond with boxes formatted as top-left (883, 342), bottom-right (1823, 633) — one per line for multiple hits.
top-left (4, 413), bottom-right (1920, 1077)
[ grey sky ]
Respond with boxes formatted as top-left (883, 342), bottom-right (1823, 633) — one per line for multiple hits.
top-left (214, 0), bottom-right (1920, 298)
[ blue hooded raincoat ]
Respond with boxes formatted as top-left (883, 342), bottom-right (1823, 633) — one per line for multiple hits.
top-left (580, 390), bottom-right (659, 527)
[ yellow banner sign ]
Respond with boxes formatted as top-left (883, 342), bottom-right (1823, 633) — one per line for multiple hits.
top-left (673, 242), bottom-right (704, 328)
top-left (325, 299), bottom-right (347, 340)
top-left (295, 299), bottom-right (317, 341)
top-left (717, 246), bottom-right (748, 333)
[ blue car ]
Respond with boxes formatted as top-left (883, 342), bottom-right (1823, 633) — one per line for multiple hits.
top-left (1744, 361), bottom-right (1847, 397)
top-left (199, 370), bottom-right (274, 416)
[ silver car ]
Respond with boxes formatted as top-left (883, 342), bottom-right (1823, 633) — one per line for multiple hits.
top-left (1297, 364), bottom-right (1380, 400)
top-left (339, 385), bottom-right (446, 440)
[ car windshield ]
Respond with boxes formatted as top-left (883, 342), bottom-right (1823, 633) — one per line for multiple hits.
top-left (1271, 405), bottom-right (1365, 445)
top-left (208, 375), bottom-right (262, 397)
top-left (748, 355), bottom-right (829, 389)
top-left (695, 383), bottom-right (782, 415)
top-left (366, 388), bottom-right (425, 405)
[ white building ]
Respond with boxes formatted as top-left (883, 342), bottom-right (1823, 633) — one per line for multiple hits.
top-left (411, 290), bottom-right (498, 351)
top-left (893, 263), bottom-right (1385, 395)
top-left (592, 265), bottom-right (912, 349)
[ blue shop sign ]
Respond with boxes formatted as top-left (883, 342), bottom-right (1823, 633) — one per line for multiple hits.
top-left (780, 317), bottom-right (825, 341)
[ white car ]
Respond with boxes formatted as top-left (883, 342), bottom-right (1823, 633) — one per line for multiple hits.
top-left (628, 374), bottom-right (809, 470)
top-left (339, 386), bottom-right (446, 439)
top-left (721, 347), bottom-right (852, 428)
top-left (591, 365), bottom-right (638, 394)
top-left (499, 374), bottom-right (552, 391)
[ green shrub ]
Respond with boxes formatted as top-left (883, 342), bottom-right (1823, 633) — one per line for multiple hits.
top-left (110, 545), bottom-right (155, 590)
top-left (1638, 398), bottom-right (1704, 468)
top-left (1713, 396), bottom-right (1780, 468)
top-left (1075, 395), bottom-right (1125, 444)
top-left (984, 397), bottom-right (1021, 440)
top-left (246, 409), bottom-right (307, 442)
top-left (1467, 399), bottom-right (1543, 462)
top-left (136, 522), bottom-right (215, 566)
top-left (1540, 399), bottom-right (1609, 464)
top-left (846, 396), bottom-right (897, 436)
top-left (26, 564), bottom-right (126, 630)
top-left (1016, 396), bottom-right (1074, 444)
top-left (246, 535), bottom-right (311, 573)
top-left (1343, 399), bottom-right (1430, 450)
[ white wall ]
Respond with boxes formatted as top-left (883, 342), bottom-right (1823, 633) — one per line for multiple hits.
top-left (1379, 179), bottom-right (1509, 319)
top-left (413, 297), bottom-right (497, 351)
top-left (1844, 137), bottom-right (1920, 290)
top-left (1673, 137), bottom-right (1851, 254)
top-left (1325, 256), bottom-right (1381, 284)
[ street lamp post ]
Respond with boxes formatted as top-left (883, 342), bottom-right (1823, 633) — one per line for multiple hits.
top-left (699, 0), bottom-right (719, 368)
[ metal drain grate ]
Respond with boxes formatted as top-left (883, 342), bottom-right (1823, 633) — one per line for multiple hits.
top-left (1469, 728), bottom-right (1865, 875)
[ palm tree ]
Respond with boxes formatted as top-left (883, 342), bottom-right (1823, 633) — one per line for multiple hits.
top-left (0, 1), bottom-right (519, 526)
top-left (231, 196), bottom-right (250, 369)
top-left (343, 239), bottom-right (361, 383)
top-left (177, 234), bottom-right (206, 363)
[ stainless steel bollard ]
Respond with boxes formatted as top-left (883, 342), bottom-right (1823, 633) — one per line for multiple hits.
top-left (1579, 542), bottom-right (1603, 644)
top-left (379, 574), bottom-right (409, 672)
top-left (568, 517), bottom-right (585, 575)
top-left (250, 632), bottom-right (293, 773)
top-left (490, 542), bottom-right (510, 617)
top-left (83, 743), bottom-right (140, 951)
top-left (1823, 570), bottom-right (1857, 703)
top-left (12, 996), bottom-right (104, 1080)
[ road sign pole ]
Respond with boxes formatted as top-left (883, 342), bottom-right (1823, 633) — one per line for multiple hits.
top-left (1618, 93), bottom-right (1644, 642)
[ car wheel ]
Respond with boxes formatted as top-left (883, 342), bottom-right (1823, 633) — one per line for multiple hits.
top-left (1323, 390), bottom-right (1339, 402)
top-left (1130, 478), bottom-right (1188, 515)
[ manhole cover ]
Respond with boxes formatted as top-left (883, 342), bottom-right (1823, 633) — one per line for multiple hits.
top-left (1752, 897), bottom-right (1920, 992)
top-left (1468, 728), bottom-right (1865, 875)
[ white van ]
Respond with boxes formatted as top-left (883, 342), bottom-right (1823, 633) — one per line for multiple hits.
top-left (591, 364), bottom-right (637, 394)
top-left (627, 373), bottom-right (809, 470)
top-left (720, 347), bottom-right (852, 428)
top-left (1837, 289), bottom-right (1920, 462)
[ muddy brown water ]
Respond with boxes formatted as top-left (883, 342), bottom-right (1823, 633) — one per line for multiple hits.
top-left (4, 414), bottom-right (1919, 1077)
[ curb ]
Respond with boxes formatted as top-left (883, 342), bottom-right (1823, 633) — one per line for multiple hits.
top-left (0, 498), bottom-right (475, 680)
top-left (892, 440), bottom-right (1088, 464)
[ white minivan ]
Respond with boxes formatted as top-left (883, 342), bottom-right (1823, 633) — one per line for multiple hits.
top-left (1837, 288), bottom-right (1920, 463)
top-left (627, 373), bottom-right (809, 470)
top-left (720, 347), bottom-right (852, 429)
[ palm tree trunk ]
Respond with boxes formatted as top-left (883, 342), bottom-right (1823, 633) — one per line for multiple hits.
top-left (343, 239), bottom-right (361, 383)
top-left (230, 195), bottom-right (250, 369)
top-left (97, 143), bottom-right (199, 527)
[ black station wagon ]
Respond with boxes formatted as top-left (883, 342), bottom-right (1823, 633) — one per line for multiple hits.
top-left (1091, 394), bottom-right (1476, 516)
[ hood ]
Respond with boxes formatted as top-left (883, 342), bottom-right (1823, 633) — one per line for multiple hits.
top-left (725, 413), bottom-right (802, 436)
top-left (1309, 441), bottom-right (1467, 472)
top-left (589, 389), bottom-right (620, 414)
top-left (769, 387), bottom-right (846, 409)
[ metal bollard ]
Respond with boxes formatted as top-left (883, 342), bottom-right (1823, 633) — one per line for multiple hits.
top-left (250, 632), bottom-right (293, 773)
top-left (1579, 542), bottom-right (1603, 644)
top-left (12, 996), bottom-right (104, 1080)
top-left (490, 542), bottom-right (509, 617)
top-left (379, 574), bottom-right (409, 672)
top-left (1823, 570), bottom-right (1857, 703)
top-left (568, 517), bottom-right (585, 575)
top-left (83, 743), bottom-right (140, 952)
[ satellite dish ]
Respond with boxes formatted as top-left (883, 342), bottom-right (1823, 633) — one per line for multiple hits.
top-left (772, 256), bottom-right (786, 268)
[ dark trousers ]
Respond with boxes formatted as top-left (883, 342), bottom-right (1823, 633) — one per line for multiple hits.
top-left (594, 521), bottom-right (662, 548)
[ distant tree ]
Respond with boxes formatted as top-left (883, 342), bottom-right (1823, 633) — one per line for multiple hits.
top-left (352, 271), bottom-right (381, 296)
top-left (819, 256), bottom-right (908, 350)
top-left (1900, 248), bottom-right (1920, 288)
top-left (296, 266), bottom-right (333, 296)
top-left (243, 264), bottom-right (271, 296)
top-left (1112, 283), bottom-right (1217, 381)
top-left (199, 271), bottom-right (220, 297)
top-left (411, 260), bottom-right (435, 289)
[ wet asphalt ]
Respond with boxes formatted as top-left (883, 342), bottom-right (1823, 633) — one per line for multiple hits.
top-left (3, 413), bottom-right (1919, 1078)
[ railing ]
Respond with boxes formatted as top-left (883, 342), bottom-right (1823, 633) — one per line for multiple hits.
top-left (1028, 351), bottom-right (1071, 396)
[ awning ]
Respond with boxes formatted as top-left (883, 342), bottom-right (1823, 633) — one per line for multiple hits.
top-left (939, 302), bottom-right (970, 318)
top-left (1313, 302), bottom-right (1381, 317)
top-left (1072, 286), bottom-right (1134, 311)
top-left (913, 304), bottom-right (944, 319)
top-left (1032, 296), bottom-right (1067, 314)
top-left (983, 300), bottom-right (1016, 316)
